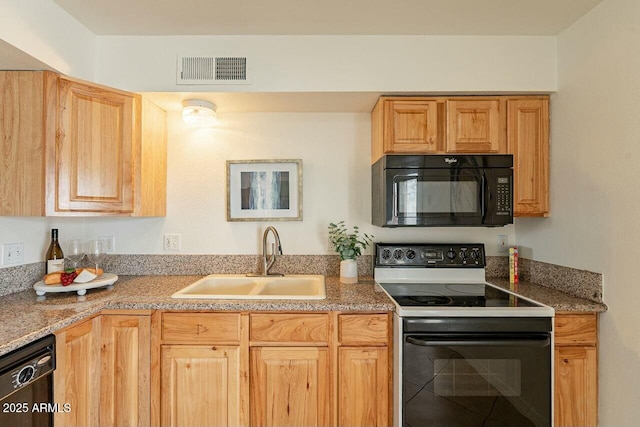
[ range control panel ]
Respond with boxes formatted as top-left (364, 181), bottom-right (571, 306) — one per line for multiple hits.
top-left (375, 243), bottom-right (486, 268)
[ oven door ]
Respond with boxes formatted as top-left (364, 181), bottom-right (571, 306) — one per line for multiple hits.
top-left (389, 168), bottom-right (486, 226)
top-left (402, 332), bottom-right (551, 427)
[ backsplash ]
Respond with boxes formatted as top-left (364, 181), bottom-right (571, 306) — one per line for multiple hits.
top-left (99, 254), bottom-right (373, 276)
top-left (0, 263), bottom-right (45, 297)
top-left (517, 258), bottom-right (603, 303)
top-left (0, 255), bottom-right (602, 303)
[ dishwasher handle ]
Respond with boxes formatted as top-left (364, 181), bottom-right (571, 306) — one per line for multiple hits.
top-left (405, 334), bottom-right (551, 348)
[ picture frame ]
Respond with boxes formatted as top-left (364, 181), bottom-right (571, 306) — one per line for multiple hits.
top-left (226, 159), bottom-right (303, 221)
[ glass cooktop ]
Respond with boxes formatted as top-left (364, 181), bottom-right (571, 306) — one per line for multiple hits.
top-left (380, 282), bottom-right (543, 308)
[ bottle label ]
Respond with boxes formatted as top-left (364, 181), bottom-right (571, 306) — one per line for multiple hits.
top-left (47, 259), bottom-right (65, 273)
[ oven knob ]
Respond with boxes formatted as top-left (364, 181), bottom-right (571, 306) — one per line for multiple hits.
top-left (393, 249), bottom-right (405, 260)
top-left (459, 249), bottom-right (468, 260)
top-left (381, 249), bottom-right (392, 260)
top-left (446, 249), bottom-right (456, 260)
top-left (471, 250), bottom-right (481, 260)
top-left (16, 365), bottom-right (36, 386)
top-left (406, 249), bottom-right (416, 260)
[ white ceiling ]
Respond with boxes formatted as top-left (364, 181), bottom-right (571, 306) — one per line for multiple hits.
top-left (53, 0), bottom-right (601, 36)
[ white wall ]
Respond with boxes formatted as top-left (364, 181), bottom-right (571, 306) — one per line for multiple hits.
top-left (0, 111), bottom-right (515, 267)
top-left (95, 35), bottom-right (557, 93)
top-left (0, 0), bottom-right (96, 79)
top-left (516, 0), bottom-right (640, 424)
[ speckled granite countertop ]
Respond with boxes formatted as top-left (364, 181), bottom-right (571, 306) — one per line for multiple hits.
top-left (487, 278), bottom-right (608, 313)
top-left (0, 274), bottom-right (607, 357)
top-left (0, 275), bottom-right (393, 357)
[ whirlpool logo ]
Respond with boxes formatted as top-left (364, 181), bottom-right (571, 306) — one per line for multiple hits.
top-left (444, 157), bottom-right (458, 164)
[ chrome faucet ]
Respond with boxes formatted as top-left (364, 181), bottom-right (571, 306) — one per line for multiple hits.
top-left (251, 226), bottom-right (284, 277)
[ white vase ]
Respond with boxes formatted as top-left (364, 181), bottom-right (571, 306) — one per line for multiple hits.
top-left (340, 259), bottom-right (358, 284)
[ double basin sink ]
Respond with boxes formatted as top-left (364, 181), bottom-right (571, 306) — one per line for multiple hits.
top-left (171, 274), bottom-right (326, 300)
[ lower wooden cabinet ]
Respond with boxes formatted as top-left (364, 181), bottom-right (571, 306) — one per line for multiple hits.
top-left (100, 315), bottom-right (151, 427)
top-left (250, 347), bottom-right (330, 427)
top-left (155, 311), bottom-right (391, 427)
top-left (56, 310), bottom-right (391, 427)
top-left (54, 313), bottom-right (151, 427)
top-left (54, 316), bottom-right (101, 427)
top-left (338, 347), bottom-right (389, 427)
top-left (161, 346), bottom-right (241, 427)
top-left (554, 313), bottom-right (598, 427)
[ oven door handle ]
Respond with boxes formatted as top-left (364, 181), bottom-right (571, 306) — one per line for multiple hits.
top-left (405, 335), bottom-right (551, 347)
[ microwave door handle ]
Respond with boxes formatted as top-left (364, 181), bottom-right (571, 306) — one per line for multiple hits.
top-left (481, 175), bottom-right (487, 220)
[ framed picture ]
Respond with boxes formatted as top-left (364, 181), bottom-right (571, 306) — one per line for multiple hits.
top-left (226, 159), bottom-right (303, 221)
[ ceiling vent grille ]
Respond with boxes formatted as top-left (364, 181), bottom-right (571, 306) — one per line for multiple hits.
top-left (177, 55), bottom-right (250, 85)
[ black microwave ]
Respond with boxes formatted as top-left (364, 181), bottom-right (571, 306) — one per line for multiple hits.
top-left (372, 154), bottom-right (513, 227)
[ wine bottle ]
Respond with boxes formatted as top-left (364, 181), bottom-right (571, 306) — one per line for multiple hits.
top-left (45, 229), bottom-right (65, 273)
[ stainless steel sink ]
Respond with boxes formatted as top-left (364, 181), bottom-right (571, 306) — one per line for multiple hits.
top-left (171, 274), bottom-right (326, 300)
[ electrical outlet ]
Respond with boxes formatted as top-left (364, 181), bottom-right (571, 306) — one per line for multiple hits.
top-left (99, 236), bottom-right (116, 253)
top-left (2, 243), bottom-right (24, 265)
top-left (164, 234), bottom-right (181, 251)
top-left (498, 235), bottom-right (509, 254)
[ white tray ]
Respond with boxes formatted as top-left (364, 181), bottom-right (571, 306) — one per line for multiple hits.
top-left (34, 273), bottom-right (118, 296)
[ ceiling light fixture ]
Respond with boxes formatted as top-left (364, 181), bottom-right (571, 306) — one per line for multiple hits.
top-left (182, 99), bottom-right (217, 127)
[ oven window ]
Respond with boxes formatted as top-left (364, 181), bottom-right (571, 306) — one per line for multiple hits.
top-left (403, 336), bottom-right (551, 427)
top-left (395, 176), bottom-right (480, 216)
top-left (433, 358), bottom-right (522, 397)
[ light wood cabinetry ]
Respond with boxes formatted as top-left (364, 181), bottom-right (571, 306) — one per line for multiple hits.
top-left (337, 314), bottom-right (390, 427)
top-left (371, 95), bottom-right (550, 217)
top-left (0, 70), bottom-right (166, 217)
top-left (554, 313), bottom-right (598, 427)
top-left (54, 312), bottom-right (151, 427)
top-left (508, 98), bottom-right (550, 216)
top-left (51, 74), bottom-right (137, 213)
top-left (56, 310), bottom-right (391, 427)
top-left (250, 313), bottom-right (329, 344)
top-left (155, 311), bottom-right (390, 427)
top-left (250, 347), bottom-right (330, 427)
top-left (338, 347), bottom-right (388, 427)
top-left (156, 312), bottom-right (247, 427)
top-left (99, 314), bottom-right (151, 427)
top-left (446, 99), bottom-right (503, 153)
top-left (161, 346), bottom-right (242, 427)
top-left (54, 316), bottom-right (101, 427)
top-left (372, 99), bottom-right (440, 160)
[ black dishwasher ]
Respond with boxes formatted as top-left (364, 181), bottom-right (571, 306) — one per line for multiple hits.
top-left (0, 335), bottom-right (55, 427)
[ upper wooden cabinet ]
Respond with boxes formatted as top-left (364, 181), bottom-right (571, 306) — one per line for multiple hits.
top-left (371, 95), bottom-right (550, 217)
top-left (508, 98), bottom-right (550, 217)
top-left (372, 99), bottom-right (440, 160)
top-left (0, 71), bottom-right (166, 216)
top-left (446, 99), bottom-right (504, 153)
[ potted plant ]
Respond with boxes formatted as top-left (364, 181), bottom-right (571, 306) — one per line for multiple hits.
top-left (328, 221), bottom-right (374, 283)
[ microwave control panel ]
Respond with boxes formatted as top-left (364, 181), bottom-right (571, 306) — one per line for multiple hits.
top-left (496, 177), bottom-right (512, 215)
top-left (375, 243), bottom-right (486, 267)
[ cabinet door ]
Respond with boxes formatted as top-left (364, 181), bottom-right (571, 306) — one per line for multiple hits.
top-left (386, 100), bottom-right (439, 153)
top-left (54, 317), bottom-right (101, 427)
top-left (250, 347), bottom-right (330, 427)
top-left (508, 99), bottom-right (550, 216)
top-left (338, 347), bottom-right (389, 427)
top-left (554, 346), bottom-right (597, 427)
top-left (0, 71), bottom-right (46, 216)
top-left (446, 99), bottom-right (503, 153)
top-left (52, 76), bottom-right (137, 214)
top-left (161, 346), bottom-right (241, 427)
top-left (100, 315), bottom-right (151, 427)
